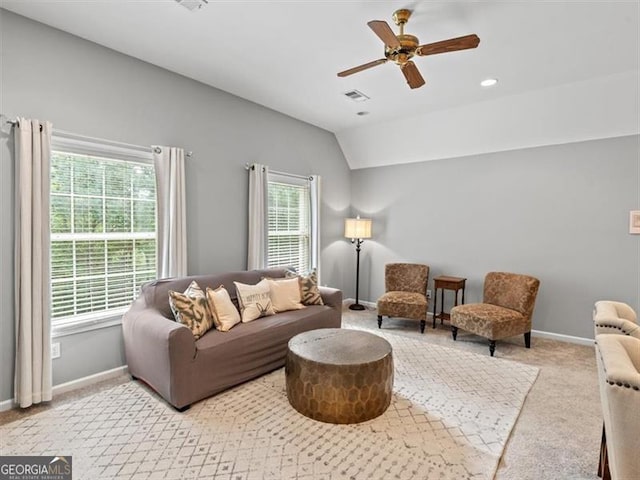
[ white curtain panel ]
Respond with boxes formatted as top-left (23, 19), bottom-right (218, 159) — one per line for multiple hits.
top-left (309, 175), bottom-right (321, 280)
top-left (153, 146), bottom-right (187, 278)
top-left (14, 117), bottom-right (53, 408)
top-left (247, 163), bottom-right (268, 270)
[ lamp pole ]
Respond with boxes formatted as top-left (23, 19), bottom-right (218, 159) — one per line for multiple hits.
top-left (349, 238), bottom-right (365, 311)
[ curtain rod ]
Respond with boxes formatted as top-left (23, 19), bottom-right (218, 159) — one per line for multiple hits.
top-left (244, 163), bottom-right (313, 181)
top-left (2, 115), bottom-right (192, 158)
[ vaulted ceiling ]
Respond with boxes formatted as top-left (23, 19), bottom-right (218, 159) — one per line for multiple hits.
top-left (3, 1), bottom-right (639, 168)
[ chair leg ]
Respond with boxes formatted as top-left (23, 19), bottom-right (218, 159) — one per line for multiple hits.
top-left (598, 423), bottom-right (611, 480)
top-left (420, 319), bottom-right (426, 334)
top-left (598, 423), bottom-right (604, 477)
top-left (489, 340), bottom-right (496, 357)
top-left (451, 326), bottom-right (458, 341)
top-left (377, 315), bottom-right (383, 329)
top-left (524, 331), bottom-right (531, 348)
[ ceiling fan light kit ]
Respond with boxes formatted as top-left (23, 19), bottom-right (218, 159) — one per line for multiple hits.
top-left (338, 9), bottom-right (480, 90)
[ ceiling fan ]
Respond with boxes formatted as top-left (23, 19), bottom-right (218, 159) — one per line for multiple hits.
top-left (338, 9), bottom-right (480, 89)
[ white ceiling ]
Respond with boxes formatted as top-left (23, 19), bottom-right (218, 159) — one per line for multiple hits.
top-left (2, 0), bottom-right (639, 167)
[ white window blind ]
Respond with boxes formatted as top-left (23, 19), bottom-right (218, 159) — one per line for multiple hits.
top-left (50, 149), bottom-right (156, 324)
top-left (267, 178), bottom-right (310, 273)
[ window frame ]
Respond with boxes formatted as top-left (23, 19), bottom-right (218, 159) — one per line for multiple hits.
top-left (266, 172), bottom-right (313, 269)
top-left (50, 134), bottom-right (155, 338)
top-left (266, 172), bottom-right (319, 276)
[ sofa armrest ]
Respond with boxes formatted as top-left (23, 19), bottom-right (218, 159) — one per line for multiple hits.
top-left (609, 301), bottom-right (637, 323)
top-left (123, 303), bottom-right (196, 406)
top-left (319, 286), bottom-right (342, 310)
top-left (596, 335), bottom-right (640, 388)
top-left (595, 301), bottom-right (638, 323)
top-left (595, 317), bottom-right (640, 339)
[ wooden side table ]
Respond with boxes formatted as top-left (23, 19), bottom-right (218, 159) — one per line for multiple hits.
top-left (432, 276), bottom-right (466, 329)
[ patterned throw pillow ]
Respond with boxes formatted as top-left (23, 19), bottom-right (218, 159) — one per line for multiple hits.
top-left (265, 277), bottom-right (305, 313)
top-left (205, 285), bottom-right (241, 332)
top-left (168, 281), bottom-right (214, 339)
top-left (286, 269), bottom-right (324, 306)
top-left (234, 279), bottom-right (276, 323)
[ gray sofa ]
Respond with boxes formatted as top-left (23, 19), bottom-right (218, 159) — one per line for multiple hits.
top-left (122, 268), bottom-right (342, 410)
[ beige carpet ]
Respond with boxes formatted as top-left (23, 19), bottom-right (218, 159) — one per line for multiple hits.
top-left (0, 327), bottom-right (538, 480)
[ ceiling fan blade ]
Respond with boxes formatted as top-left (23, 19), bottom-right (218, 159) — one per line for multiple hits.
top-left (367, 20), bottom-right (401, 48)
top-left (416, 34), bottom-right (480, 56)
top-left (401, 61), bottom-right (425, 89)
top-left (337, 58), bottom-right (387, 77)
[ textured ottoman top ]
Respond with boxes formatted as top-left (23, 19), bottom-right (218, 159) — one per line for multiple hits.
top-left (288, 328), bottom-right (391, 365)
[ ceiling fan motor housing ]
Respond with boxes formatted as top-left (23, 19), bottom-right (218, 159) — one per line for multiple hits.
top-left (385, 34), bottom-right (419, 65)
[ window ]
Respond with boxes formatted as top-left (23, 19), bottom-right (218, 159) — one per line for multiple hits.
top-left (266, 174), bottom-right (316, 273)
top-left (50, 137), bottom-right (156, 334)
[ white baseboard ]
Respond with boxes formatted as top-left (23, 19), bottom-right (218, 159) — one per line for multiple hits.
top-left (531, 330), bottom-right (594, 346)
top-left (0, 365), bottom-right (129, 412)
top-left (343, 298), bottom-right (594, 346)
top-left (52, 365), bottom-right (129, 396)
top-left (0, 398), bottom-right (14, 412)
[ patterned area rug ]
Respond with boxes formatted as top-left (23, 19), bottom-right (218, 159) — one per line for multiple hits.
top-left (0, 328), bottom-right (538, 480)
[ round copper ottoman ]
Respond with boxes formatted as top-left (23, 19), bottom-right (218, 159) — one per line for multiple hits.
top-left (285, 328), bottom-right (394, 424)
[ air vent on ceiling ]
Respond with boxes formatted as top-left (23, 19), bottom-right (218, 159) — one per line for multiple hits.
top-left (174, 0), bottom-right (208, 11)
top-left (343, 90), bottom-right (370, 103)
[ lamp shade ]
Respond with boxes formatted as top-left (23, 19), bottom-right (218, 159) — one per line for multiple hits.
top-left (344, 217), bottom-right (372, 239)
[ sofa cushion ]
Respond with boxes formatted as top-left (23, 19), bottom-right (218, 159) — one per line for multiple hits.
top-left (287, 269), bottom-right (324, 306)
top-left (206, 286), bottom-right (241, 332)
top-left (235, 279), bottom-right (276, 322)
top-left (195, 305), bottom-right (336, 350)
top-left (450, 303), bottom-right (527, 340)
top-left (266, 277), bottom-right (305, 313)
top-left (168, 281), bottom-right (214, 339)
top-left (377, 291), bottom-right (428, 320)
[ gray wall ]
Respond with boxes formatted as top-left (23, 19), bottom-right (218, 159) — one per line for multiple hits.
top-left (351, 135), bottom-right (640, 339)
top-left (0, 10), bottom-right (352, 403)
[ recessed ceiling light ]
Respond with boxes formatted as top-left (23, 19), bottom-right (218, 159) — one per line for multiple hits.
top-left (480, 78), bottom-right (498, 87)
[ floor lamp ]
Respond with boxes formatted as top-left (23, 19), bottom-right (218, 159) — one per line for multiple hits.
top-left (345, 216), bottom-right (372, 311)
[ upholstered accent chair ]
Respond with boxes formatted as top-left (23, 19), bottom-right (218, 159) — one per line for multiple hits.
top-left (450, 272), bottom-right (540, 356)
top-left (377, 263), bottom-right (430, 333)
top-left (593, 301), bottom-right (639, 339)
top-left (595, 334), bottom-right (640, 480)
